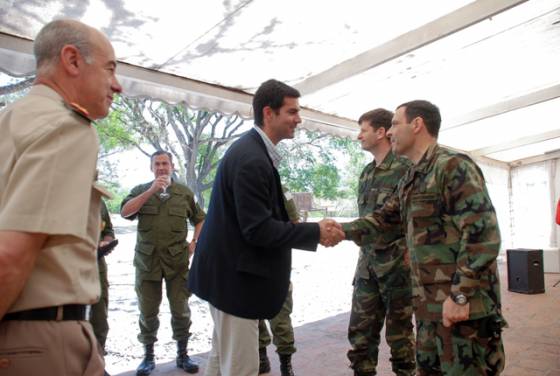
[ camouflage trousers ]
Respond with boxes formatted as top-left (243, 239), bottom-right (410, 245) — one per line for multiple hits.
top-left (258, 282), bottom-right (296, 355)
top-left (90, 258), bottom-right (109, 349)
top-left (135, 271), bottom-right (192, 344)
top-left (416, 316), bottom-right (505, 375)
top-left (348, 266), bottom-right (415, 375)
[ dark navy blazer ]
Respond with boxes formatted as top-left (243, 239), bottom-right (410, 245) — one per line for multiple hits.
top-left (188, 129), bottom-right (319, 319)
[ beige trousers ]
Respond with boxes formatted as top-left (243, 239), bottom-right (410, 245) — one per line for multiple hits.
top-left (0, 320), bottom-right (104, 375)
top-left (204, 304), bottom-right (259, 376)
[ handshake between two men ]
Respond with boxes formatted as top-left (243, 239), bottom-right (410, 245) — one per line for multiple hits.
top-left (317, 219), bottom-right (345, 247)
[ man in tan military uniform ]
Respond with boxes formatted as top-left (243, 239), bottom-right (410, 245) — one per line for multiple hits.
top-left (121, 151), bottom-right (205, 376)
top-left (0, 19), bottom-right (122, 375)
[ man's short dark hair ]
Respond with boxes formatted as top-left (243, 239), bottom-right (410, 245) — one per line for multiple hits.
top-left (396, 100), bottom-right (441, 138)
top-left (253, 79), bottom-right (300, 127)
top-left (150, 150), bottom-right (173, 164)
top-left (358, 108), bottom-right (393, 131)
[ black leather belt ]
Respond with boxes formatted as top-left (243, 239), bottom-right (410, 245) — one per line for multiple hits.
top-left (3, 304), bottom-right (86, 321)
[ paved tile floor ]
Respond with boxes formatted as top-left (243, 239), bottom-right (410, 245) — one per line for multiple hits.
top-left (116, 269), bottom-right (560, 376)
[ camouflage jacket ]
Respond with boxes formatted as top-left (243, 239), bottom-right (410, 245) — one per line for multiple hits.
top-left (344, 144), bottom-right (503, 321)
top-left (122, 180), bottom-right (206, 280)
top-left (355, 151), bottom-right (411, 279)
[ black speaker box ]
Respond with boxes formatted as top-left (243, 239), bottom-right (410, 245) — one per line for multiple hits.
top-left (506, 249), bottom-right (545, 294)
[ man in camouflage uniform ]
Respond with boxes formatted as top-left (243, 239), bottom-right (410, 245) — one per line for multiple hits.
top-left (121, 150), bottom-right (205, 376)
top-left (343, 100), bottom-right (506, 375)
top-left (258, 190), bottom-right (299, 376)
top-left (347, 109), bottom-right (415, 376)
top-left (90, 199), bottom-right (115, 353)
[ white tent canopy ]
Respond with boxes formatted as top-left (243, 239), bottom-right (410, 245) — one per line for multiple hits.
top-left (1, 0), bottom-right (560, 164)
top-left (2, 0), bottom-right (560, 257)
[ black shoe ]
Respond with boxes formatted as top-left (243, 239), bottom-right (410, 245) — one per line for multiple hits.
top-left (259, 347), bottom-right (271, 374)
top-left (353, 371), bottom-right (375, 376)
top-left (103, 371), bottom-right (111, 376)
top-left (136, 344), bottom-right (156, 376)
top-left (279, 354), bottom-right (295, 376)
top-left (176, 340), bottom-right (199, 373)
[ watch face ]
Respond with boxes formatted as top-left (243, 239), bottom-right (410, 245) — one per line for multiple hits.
top-left (455, 294), bottom-right (467, 305)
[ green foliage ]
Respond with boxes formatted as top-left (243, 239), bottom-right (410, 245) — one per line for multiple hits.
top-left (95, 100), bottom-right (138, 153)
top-left (329, 136), bottom-right (368, 199)
top-left (278, 129), bottom-right (366, 201)
top-left (102, 182), bottom-right (129, 214)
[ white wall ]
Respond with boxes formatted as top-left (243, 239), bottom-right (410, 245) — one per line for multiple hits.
top-left (478, 161), bottom-right (512, 254)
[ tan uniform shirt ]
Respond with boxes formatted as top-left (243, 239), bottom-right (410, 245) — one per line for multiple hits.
top-left (0, 85), bottom-right (104, 312)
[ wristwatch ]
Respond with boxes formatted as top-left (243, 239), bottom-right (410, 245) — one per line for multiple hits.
top-left (451, 293), bottom-right (468, 305)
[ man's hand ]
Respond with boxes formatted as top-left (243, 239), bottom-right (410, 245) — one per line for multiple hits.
top-left (318, 219), bottom-right (345, 247)
top-left (149, 175), bottom-right (170, 194)
top-left (442, 296), bottom-right (470, 327)
top-left (98, 239), bottom-right (112, 248)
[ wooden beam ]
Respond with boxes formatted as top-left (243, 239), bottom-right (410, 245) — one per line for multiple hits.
top-left (294, 0), bottom-right (528, 95)
top-left (0, 32), bottom-right (357, 135)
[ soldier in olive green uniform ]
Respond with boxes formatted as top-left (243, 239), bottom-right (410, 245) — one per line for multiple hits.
top-left (258, 189), bottom-right (299, 376)
top-left (121, 151), bottom-right (205, 376)
top-left (348, 109), bottom-right (415, 376)
top-left (343, 100), bottom-right (506, 375)
top-left (90, 199), bottom-right (115, 351)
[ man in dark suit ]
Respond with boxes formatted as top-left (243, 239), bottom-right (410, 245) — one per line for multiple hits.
top-left (188, 79), bottom-right (343, 376)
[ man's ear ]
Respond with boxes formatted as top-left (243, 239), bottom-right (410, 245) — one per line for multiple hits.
top-left (411, 117), bottom-right (423, 135)
top-left (263, 106), bottom-right (273, 123)
top-left (59, 45), bottom-right (82, 77)
top-left (376, 127), bottom-right (387, 140)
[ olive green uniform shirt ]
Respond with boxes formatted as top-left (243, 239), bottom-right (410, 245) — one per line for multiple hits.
top-left (122, 181), bottom-right (206, 280)
top-left (98, 200), bottom-right (115, 273)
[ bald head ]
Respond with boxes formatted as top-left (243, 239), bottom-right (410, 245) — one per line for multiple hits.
top-left (32, 19), bottom-right (122, 120)
top-left (34, 19), bottom-right (101, 74)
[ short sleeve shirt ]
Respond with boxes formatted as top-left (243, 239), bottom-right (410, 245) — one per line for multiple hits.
top-left (0, 85), bottom-right (103, 312)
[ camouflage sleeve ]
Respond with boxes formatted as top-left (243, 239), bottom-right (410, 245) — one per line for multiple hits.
top-left (444, 156), bottom-right (501, 298)
top-left (100, 199), bottom-right (115, 239)
top-left (342, 191), bottom-right (403, 247)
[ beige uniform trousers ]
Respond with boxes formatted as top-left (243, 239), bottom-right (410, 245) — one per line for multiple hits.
top-left (204, 304), bottom-right (259, 376)
top-left (0, 320), bottom-right (104, 375)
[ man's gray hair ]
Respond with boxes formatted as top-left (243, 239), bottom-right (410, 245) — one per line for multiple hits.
top-left (33, 19), bottom-right (93, 73)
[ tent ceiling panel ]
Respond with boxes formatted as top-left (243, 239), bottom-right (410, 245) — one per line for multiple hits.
top-left (299, 0), bottom-right (560, 121)
top-left (438, 97), bottom-right (560, 160)
top-left (1, 0), bottom-right (559, 164)
top-left (0, 0), bottom-right (474, 91)
top-left (487, 138), bottom-right (560, 162)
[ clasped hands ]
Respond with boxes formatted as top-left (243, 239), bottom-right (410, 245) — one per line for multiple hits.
top-left (318, 219), bottom-right (345, 247)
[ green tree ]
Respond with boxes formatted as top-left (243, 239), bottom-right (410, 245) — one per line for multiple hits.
top-left (328, 136), bottom-right (367, 199)
top-left (112, 97), bottom-right (247, 207)
top-left (278, 130), bottom-right (342, 200)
